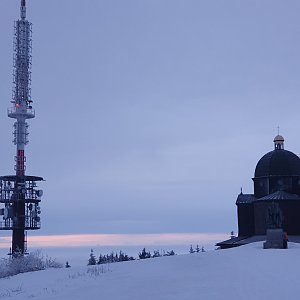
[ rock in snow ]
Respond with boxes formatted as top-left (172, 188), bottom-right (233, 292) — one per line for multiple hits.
top-left (1, 242), bottom-right (300, 300)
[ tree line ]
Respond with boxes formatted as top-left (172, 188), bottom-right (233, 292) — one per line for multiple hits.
top-left (88, 245), bottom-right (205, 265)
top-left (88, 248), bottom-right (176, 265)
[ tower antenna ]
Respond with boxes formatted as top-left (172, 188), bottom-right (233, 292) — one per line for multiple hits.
top-left (20, 0), bottom-right (26, 20)
top-left (0, 0), bottom-right (44, 256)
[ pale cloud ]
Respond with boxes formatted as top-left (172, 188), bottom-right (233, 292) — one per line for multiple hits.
top-left (0, 233), bottom-right (228, 249)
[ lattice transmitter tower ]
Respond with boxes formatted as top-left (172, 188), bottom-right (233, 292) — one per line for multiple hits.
top-left (0, 0), bottom-right (43, 256)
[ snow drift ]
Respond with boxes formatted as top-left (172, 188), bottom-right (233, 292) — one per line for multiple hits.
top-left (1, 242), bottom-right (300, 300)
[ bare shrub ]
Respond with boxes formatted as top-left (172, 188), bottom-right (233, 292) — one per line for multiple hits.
top-left (87, 265), bottom-right (110, 277)
top-left (0, 250), bottom-right (62, 278)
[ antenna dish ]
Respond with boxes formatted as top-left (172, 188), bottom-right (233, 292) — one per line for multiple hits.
top-left (4, 206), bottom-right (13, 220)
top-left (37, 190), bottom-right (43, 197)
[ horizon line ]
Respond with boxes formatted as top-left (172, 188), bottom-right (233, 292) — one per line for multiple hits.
top-left (0, 232), bottom-right (229, 248)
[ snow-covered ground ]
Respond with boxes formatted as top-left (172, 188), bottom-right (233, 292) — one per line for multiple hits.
top-left (0, 244), bottom-right (212, 267)
top-left (1, 242), bottom-right (300, 300)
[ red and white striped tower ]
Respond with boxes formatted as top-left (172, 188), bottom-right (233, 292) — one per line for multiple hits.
top-left (0, 0), bottom-right (44, 256)
top-left (8, 0), bottom-right (34, 255)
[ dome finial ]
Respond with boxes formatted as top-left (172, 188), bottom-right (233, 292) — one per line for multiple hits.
top-left (274, 133), bottom-right (284, 150)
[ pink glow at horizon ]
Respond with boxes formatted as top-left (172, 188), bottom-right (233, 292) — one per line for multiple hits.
top-left (0, 233), bottom-right (228, 248)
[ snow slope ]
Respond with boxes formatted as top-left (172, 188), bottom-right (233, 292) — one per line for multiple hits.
top-left (1, 242), bottom-right (300, 300)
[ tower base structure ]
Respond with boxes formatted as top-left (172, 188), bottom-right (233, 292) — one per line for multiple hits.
top-left (0, 175), bottom-right (43, 255)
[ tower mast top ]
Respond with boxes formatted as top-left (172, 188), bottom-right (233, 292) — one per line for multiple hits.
top-left (20, 0), bottom-right (26, 20)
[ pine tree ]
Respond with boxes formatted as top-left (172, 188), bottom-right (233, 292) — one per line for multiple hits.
top-left (139, 248), bottom-right (151, 259)
top-left (97, 254), bottom-right (103, 265)
top-left (189, 245), bottom-right (195, 254)
top-left (88, 249), bottom-right (96, 265)
top-left (109, 252), bottom-right (114, 263)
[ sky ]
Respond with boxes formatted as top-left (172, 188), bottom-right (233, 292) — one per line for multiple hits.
top-left (1, 0), bottom-right (300, 245)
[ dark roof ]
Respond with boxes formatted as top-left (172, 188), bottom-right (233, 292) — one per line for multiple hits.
top-left (216, 235), bottom-right (300, 248)
top-left (257, 190), bottom-right (300, 201)
top-left (237, 191), bottom-right (300, 204)
top-left (216, 235), bottom-right (266, 247)
top-left (216, 236), bottom-right (248, 247)
top-left (254, 149), bottom-right (300, 178)
top-left (236, 194), bottom-right (256, 204)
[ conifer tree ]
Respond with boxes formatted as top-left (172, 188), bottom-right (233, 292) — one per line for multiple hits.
top-left (97, 254), bottom-right (103, 265)
top-left (189, 245), bottom-right (195, 254)
top-left (139, 248), bottom-right (151, 259)
top-left (88, 249), bottom-right (96, 265)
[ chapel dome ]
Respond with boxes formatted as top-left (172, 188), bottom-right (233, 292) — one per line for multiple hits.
top-left (254, 135), bottom-right (300, 177)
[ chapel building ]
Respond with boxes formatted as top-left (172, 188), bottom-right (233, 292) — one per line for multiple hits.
top-left (217, 135), bottom-right (300, 248)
